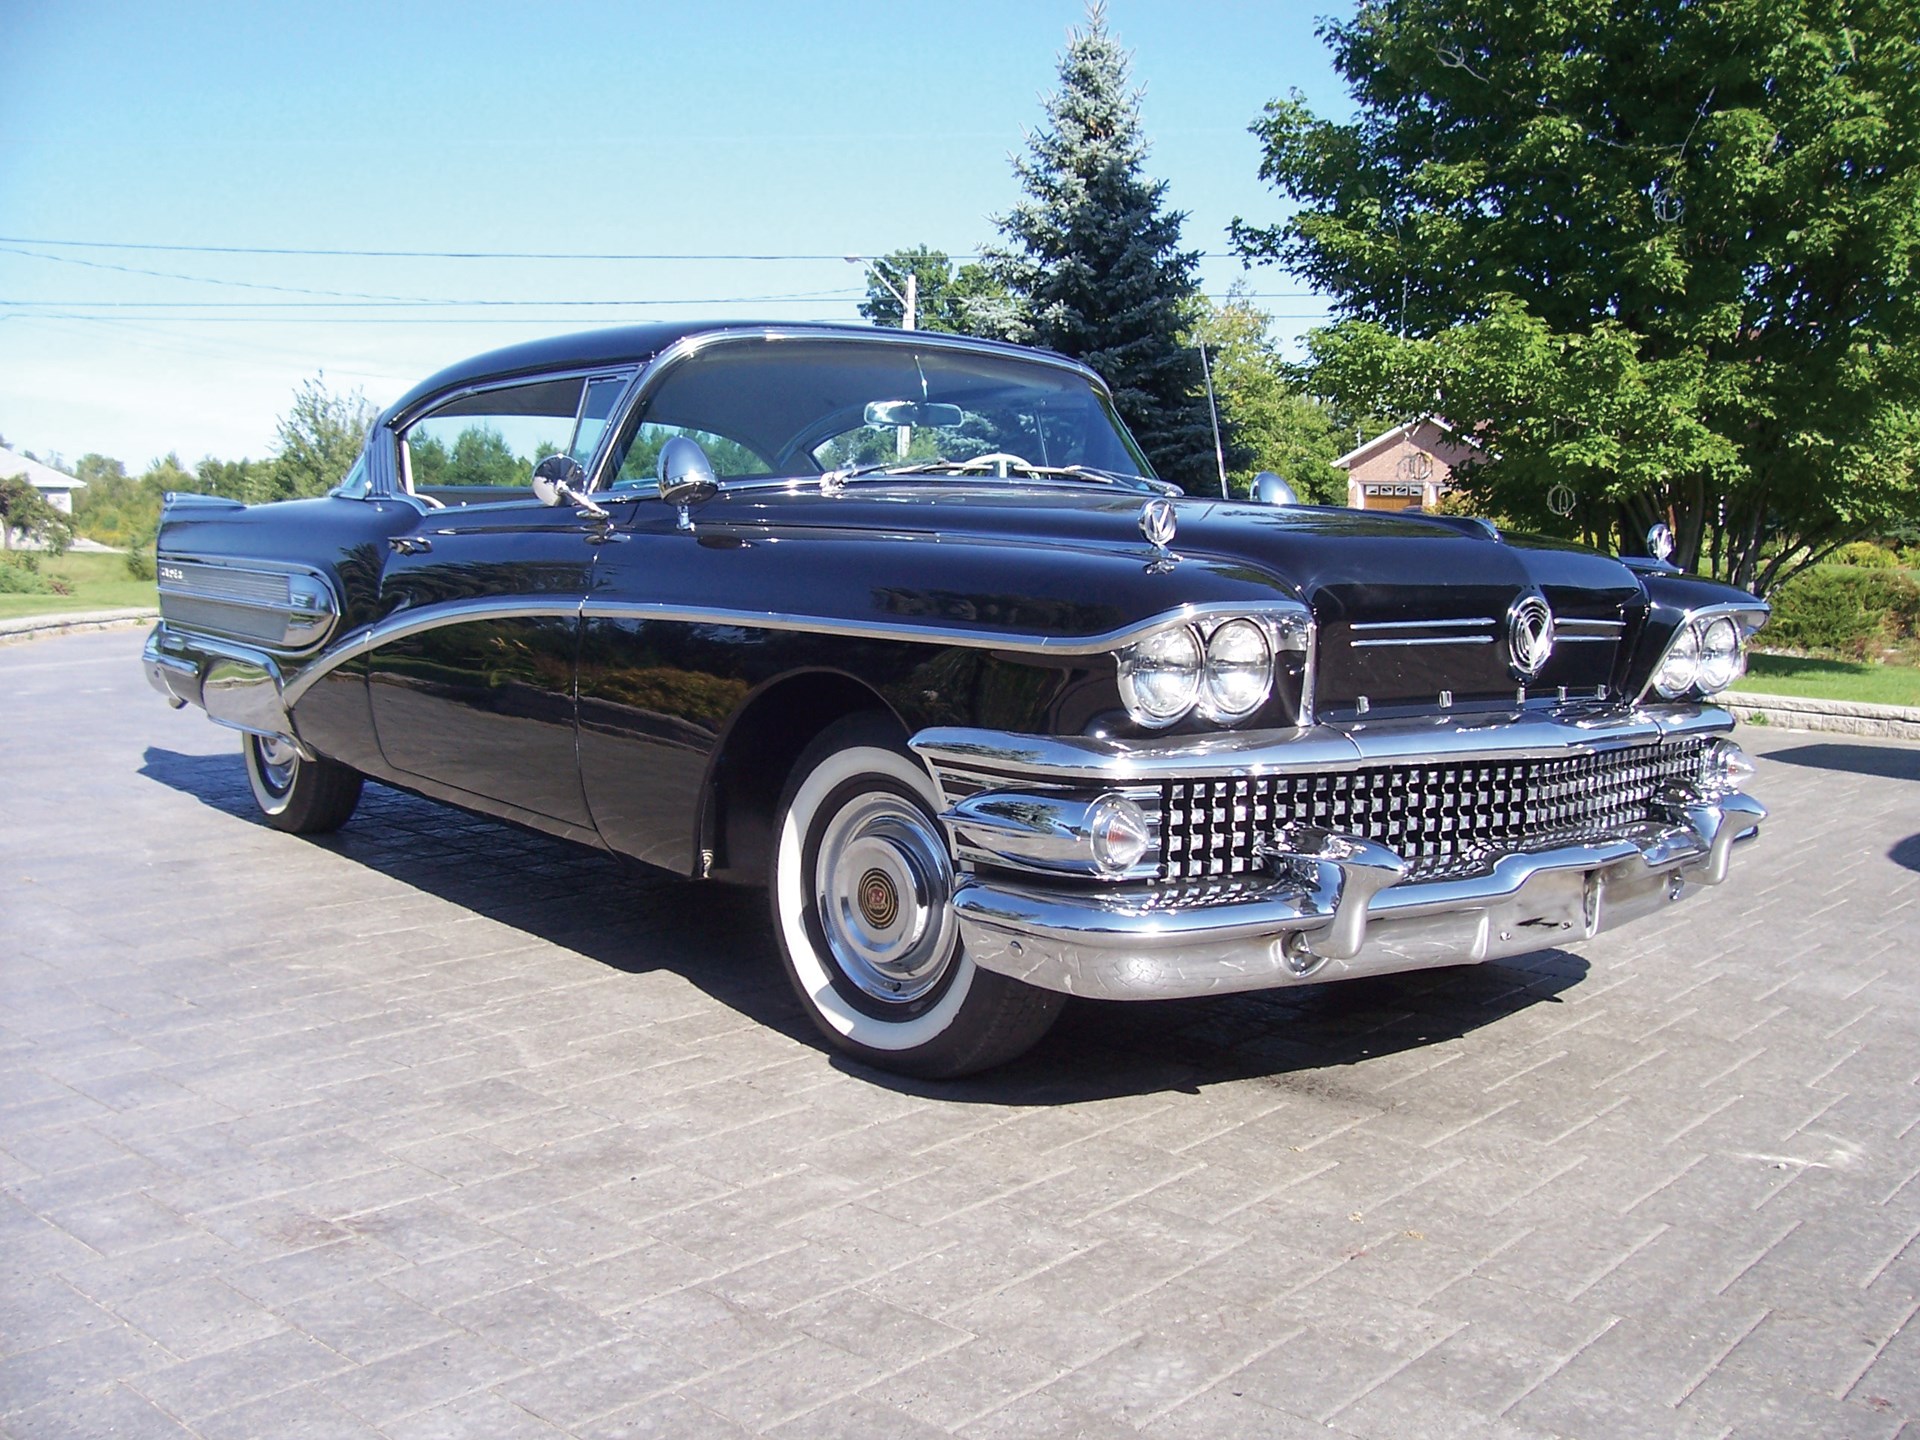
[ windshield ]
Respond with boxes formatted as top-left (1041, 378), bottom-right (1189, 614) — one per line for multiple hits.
top-left (602, 336), bottom-right (1156, 489)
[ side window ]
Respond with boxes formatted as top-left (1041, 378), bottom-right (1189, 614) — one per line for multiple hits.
top-left (403, 376), bottom-right (585, 506)
top-left (572, 376), bottom-right (626, 467)
top-left (330, 453), bottom-right (371, 500)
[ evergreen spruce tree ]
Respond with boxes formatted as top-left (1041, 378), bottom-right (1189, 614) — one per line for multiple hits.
top-left (992, 4), bottom-right (1218, 491)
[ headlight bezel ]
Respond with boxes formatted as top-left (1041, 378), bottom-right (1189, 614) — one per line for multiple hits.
top-left (1116, 613), bottom-right (1282, 730)
top-left (1116, 623), bottom-right (1204, 728)
top-left (1644, 604), bottom-right (1764, 703)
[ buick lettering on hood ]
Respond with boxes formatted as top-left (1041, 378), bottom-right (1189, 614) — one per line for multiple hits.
top-left (145, 324), bottom-right (1767, 1076)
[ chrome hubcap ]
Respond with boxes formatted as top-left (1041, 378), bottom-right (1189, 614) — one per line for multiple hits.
top-left (814, 792), bottom-right (957, 1004)
top-left (256, 735), bottom-right (299, 793)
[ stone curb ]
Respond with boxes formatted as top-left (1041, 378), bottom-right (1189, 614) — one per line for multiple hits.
top-left (1716, 688), bottom-right (1920, 743)
top-left (0, 608), bottom-right (158, 645)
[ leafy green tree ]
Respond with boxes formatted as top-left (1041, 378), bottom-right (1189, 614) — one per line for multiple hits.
top-left (1235, 0), bottom-right (1920, 590)
top-left (989, 3), bottom-right (1218, 491)
top-left (446, 426), bottom-right (524, 488)
top-left (270, 374), bottom-right (375, 501)
top-left (1189, 295), bottom-right (1351, 502)
top-left (0, 475), bottom-right (73, 552)
top-left (856, 246), bottom-right (1017, 338)
top-left (196, 456), bottom-right (275, 504)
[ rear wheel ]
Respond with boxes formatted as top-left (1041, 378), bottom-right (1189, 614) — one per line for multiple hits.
top-left (770, 714), bottom-right (1062, 1078)
top-left (242, 733), bottom-right (363, 834)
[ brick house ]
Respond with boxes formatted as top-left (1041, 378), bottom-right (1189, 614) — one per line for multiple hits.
top-left (1333, 418), bottom-right (1480, 512)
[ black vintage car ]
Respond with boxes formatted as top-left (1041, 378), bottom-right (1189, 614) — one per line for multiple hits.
top-left (146, 323), bottom-right (1767, 1076)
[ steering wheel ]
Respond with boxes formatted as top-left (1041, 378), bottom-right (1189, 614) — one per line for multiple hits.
top-left (952, 452), bottom-right (1037, 478)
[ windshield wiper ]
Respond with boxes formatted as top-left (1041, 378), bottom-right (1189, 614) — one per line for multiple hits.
top-left (818, 455), bottom-right (1161, 490)
top-left (817, 459), bottom-right (942, 492)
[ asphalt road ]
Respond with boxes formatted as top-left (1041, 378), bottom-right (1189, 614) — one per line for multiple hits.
top-left (3, 629), bottom-right (1918, 1439)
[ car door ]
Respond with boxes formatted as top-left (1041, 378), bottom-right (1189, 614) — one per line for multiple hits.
top-left (366, 372), bottom-right (626, 840)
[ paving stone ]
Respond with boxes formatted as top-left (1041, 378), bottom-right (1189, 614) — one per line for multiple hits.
top-left (4, 631), bottom-right (1919, 1438)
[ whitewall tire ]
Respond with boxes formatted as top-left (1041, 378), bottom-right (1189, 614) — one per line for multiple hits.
top-left (770, 715), bottom-right (1062, 1077)
top-left (243, 733), bottom-right (363, 835)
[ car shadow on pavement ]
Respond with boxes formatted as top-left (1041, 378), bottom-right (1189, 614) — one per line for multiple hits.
top-left (142, 746), bottom-right (1589, 1104)
top-left (1891, 835), bottom-right (1920, 874)
top-left (1761, 740), bottom-right (1920, 783)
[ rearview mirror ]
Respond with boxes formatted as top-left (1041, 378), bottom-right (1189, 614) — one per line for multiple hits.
top-left (863, 400), bottom-right (966, 430)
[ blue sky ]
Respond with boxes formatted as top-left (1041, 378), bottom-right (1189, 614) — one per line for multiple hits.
top-left (1, 1), bottom-right (1351, 470)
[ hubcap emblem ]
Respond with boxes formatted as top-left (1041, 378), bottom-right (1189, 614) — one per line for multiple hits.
top-left (1507, 594), bottom-right (1556, 682)
top-left (858, 868), bottom-right (899, 929)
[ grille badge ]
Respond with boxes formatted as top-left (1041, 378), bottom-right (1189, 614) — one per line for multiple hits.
top-left (1507, 593), bottom-right (1556, 682)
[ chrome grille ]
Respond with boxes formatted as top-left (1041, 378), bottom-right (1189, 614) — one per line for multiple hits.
top-left (1161, 739), bottom-right (1706, 882)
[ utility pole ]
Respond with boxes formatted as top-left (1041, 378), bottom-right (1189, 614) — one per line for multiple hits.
top-left (848, 256), bottom-right (919, 454)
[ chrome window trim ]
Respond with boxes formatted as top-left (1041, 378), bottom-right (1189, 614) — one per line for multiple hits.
top-left (374, 365), bottom-right (642, 504)
top-left (277, 595), bottom-right (1313, 709)
top-left (585, 326), bottom-right (1137, 498)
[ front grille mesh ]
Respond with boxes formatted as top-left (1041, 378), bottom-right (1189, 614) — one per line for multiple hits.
top-left (1161, 739), bottom-right (1706, 882)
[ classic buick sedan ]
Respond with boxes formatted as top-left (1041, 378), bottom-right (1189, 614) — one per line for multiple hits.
top-left (145, 322), bottom-right (1767, 1076)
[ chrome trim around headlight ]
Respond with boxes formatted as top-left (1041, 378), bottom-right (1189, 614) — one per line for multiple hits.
top-left (1638, 602), bottom-right (1768, 704)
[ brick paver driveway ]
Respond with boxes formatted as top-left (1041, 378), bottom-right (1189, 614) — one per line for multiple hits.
top-left (3, 629), bottom-right (1917, 1438)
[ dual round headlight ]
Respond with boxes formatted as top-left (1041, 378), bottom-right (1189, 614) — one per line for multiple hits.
top-left (1654, 614), bottom-right (1746, 698)
top-left (1117, 618), bottom-right (1274, 728)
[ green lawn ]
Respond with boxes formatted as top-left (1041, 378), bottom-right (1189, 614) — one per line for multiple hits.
top-left (0, 551), bottom-right (157, 621)
top-left (1729, 652), bottom-right (1920, 708)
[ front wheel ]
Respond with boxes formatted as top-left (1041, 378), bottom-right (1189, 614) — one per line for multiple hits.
top-left (242, 733), bottom-right (363, 834)
top-left (770, 715), bottom-right (1062, 1078)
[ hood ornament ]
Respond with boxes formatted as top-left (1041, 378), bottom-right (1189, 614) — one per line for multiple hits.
top-left (1507, 593), bottom-right (1556, 683)
top-left (1138, 497), bottom-right (1179, 567)
top-left (1646, 521), bottom-right (1676, 562)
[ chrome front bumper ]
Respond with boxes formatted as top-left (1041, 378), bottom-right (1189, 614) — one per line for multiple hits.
top-left (912, 710), bottom-right (1766, 1002)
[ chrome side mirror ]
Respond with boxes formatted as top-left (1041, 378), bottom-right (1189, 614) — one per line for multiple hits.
top-left (530, 454), bottom-right (607, 519)
top-left (1250, 471), bottom-right (1298, 506)
top-left (657, 435), bottom-right (719, 532)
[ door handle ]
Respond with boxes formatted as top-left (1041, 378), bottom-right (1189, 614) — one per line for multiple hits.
top-left (389, 536), bottom-right (433, 555)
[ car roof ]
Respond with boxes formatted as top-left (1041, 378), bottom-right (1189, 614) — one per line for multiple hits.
top-left (383, 322), bottom-right (1085, 424)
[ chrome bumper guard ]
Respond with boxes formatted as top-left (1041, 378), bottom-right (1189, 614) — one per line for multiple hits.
top-left (143, 624), bottom-right (300, 745)
top-left (912, 710), bottom-right (1765, 1002)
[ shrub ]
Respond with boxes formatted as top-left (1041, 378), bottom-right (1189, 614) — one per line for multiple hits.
top-left (1833, 540), bottom-right (1900, 568)
top-left (1765, 566), bottom-right (1920, 658)
top-left (124, 521), bottom-right (157, 581)
top-left (0, 557), bottom-right (52, 594)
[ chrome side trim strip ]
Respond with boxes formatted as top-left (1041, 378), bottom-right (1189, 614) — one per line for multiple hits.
top-left (281, 594), bottom-right (1314, 709)
top-left (580, 597), bottom-right (1311, 656)
top-left (280, 598), bottom-right (583, 706)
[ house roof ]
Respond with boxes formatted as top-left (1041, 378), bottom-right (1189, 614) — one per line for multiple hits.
top-left (1331, 416), bottom-right (1477, 471)
top-left (0, 446), bottom-right (84, 492)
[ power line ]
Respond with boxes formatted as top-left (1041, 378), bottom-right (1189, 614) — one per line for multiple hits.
top-left (0, 234), bottom-right (1324, 296)
top-left (0, 235), bottom-right (940, 262)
